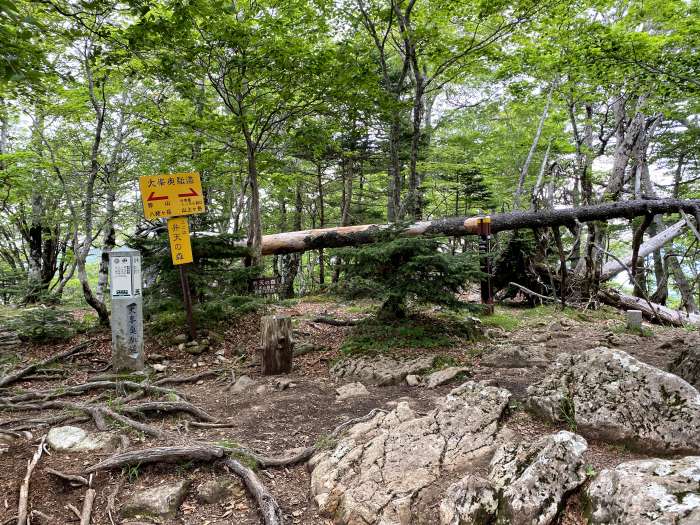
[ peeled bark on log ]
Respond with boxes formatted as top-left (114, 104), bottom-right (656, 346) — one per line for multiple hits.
top-left (260, 316), bottom-right (293, 375)
top-left (243, 198), bottom-right (700, 256)
top-left (598, 288), bottom-right (700, 327)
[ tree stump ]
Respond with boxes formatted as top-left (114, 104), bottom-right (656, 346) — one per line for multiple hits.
top-left (260, 315), bottom-right (293, 375)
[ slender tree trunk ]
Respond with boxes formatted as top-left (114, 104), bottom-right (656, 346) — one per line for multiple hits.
top-left (387, 116), bottom-right (402, 221)
top-left (245, 142), bottom-right (263, 266)
top-left (317, 164), bottom-right (325, 286)
top-left (96, 188), bottom-right (116, 303)
top-left (279, 182), bottom-right (302, 298)
top-left (515, 86), bottom-right (552, 208)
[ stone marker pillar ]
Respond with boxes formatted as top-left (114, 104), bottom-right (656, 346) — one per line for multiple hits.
top-left (109, 247), bottom-right (144, 372)
top-left (626, 310), bottom-right (643, 331)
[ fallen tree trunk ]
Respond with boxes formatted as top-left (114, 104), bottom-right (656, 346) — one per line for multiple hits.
top-left (242, 198), bottom-right (700, 256)
top-left (598, 288), bottom-right (700, 327)
top-left (600, 219), bottom-right (686, 281)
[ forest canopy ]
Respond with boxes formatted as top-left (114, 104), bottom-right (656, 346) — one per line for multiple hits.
top-left (1, 0), bottom-right (700, 319)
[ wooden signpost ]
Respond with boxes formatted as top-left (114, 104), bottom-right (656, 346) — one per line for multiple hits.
top-left (139, 172), bottom-right (205, 340)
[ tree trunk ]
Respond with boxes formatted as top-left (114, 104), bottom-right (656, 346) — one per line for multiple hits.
top-left (246, 143), bottom-right (263, 265)
top-left (515, 86), bottom-right (552, 209)
top-left (96, 188), bottom-right (116, 303)
top-left (598, 288), bottom-right (700, 327)
top-left (317, 163), bottom-right (325, 286)
top-left (260, 315), bottom-right (293, 375)
top-left (600, 219), bottom-right (686, 281)
top-left (237, 198), bottom-right (700, 256)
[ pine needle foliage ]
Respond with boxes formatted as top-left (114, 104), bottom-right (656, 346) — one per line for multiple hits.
top-left (337, 236), bottom-right (482, 320)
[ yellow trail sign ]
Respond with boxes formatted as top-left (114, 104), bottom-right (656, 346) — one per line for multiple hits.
top-left (139, 172), bottom-right (205, 220)
top-left (167, 216), bottom-right (193, 265)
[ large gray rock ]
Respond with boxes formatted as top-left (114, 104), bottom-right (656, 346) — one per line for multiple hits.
top-left (480, 345), bottom-right (552, 369)
top-left (335, 382), bottom-right (369, 401)
top-left (527, 347), bottom-right (700, 453)
top-left (310, 381), bottom-right (511, 524)
top-left (47, 426), bottom-right (120, 452)
top-left (670, 345), bottom-right (700, 390)
top-left (330, 355), bottom-right (436, 385)
top-left (425, 367), bottom-right (469, 388)
top-left (439, 431), bottom-right (588, 525)
top-left (586, 456), bottom-right (700, 524)
top-left (121, 480), bottom-right (191, 520)
top-left (488, 431), bottom-right (587, 525)
top-left (439, 475), bottom-right (498, 525)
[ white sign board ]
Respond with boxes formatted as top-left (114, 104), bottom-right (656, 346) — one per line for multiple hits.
top-left (110, 256), bottom-right (134, 297)
top-left (132, 255), bottom-right (142, 297)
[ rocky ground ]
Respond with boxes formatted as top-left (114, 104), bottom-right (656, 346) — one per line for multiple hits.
top-left (0, 299), bottom-right (698, 524)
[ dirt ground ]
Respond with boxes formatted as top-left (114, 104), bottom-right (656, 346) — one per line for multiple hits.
top-left (0, 299), bottom-right (695, 524)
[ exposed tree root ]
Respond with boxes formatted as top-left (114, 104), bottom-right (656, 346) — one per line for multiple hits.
top-left (311, 316), bottom-right (362, 326)
top-left (121, 401), bottom-right (217, 422)
top-left (0, 341), bottom-right (90, 389)
top-left (221, 458), bottom-right (284, 525)
top-left (0, 380), bottom-right (184, 404)
top-left (46, 468), bottom-right (88, 486)
top-left (17, 435), bottom-right (46, 525)
top-left (153, 371), bottom-right (219, 386)
top-left (84, 444), bottom-right (226, 473)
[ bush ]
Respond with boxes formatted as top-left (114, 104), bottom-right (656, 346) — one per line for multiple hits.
top-left (336, 236), bottom-right (482, 319)
top-left (3, 307), bottom-right (75, 342)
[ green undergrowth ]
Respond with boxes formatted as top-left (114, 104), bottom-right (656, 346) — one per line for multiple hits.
top-left (340, 315), bottom-right (478, 357)
top-left (0, 305), bottom-right (96, 342)
top-left (479, 304), bottom-right (622, 332)
top-left (145, 295), bottom-right (263, 340)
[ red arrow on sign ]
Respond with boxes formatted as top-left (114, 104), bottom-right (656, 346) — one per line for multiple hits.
top-left (178, 187), bottom-right (199, 198)
top-left (147, 191), bottom-right (168, 202)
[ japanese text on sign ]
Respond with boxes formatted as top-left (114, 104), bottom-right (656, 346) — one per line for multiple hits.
top-left (167, 216), bottom-right (193, 265)
top-left (139, 172), bottom-right (206, 220)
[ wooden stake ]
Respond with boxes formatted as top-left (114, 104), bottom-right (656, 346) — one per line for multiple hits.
top-left (260, 316), bottom-right (293, 375)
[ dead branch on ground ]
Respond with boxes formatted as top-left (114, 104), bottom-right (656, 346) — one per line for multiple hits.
top-left (0, 342), bottom-right (90, 389)
top-left (17, 435), bottom-right (46, 525)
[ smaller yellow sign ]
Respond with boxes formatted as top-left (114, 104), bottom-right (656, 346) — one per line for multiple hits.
top-left (167, 217), bottom-right (193, 265)
top-left (139, 172), bottom-right (205, 220)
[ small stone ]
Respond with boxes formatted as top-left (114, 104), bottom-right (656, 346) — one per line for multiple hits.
top-left (292, 510), bottom-right (303, 517)
top-left (177, 343), bottom-right (186, 351)
top-left (47, 426), bottom-right (120, 452)
top-left (275, 378), bottom-right (294, 391)
top-left (195, 478), bottom-right (244, 504)
top-left (173, 334), bottom-right (188, 344)
top-left (405, 374), bottom-right (421, 386)
top-left (335, 382), bottom-right (369, 400)
top-left (196, 380), bottom-right (204, 385)
top-left (151, 363), bottom-right (167, 373)
top-left (185, 340), bottom-right (198, 347)
top-left (626, 309), bottom-right (643, 331)
top-left (230, 375), bottom-right (256, 394)
top-left (185, 344), bottom-right (205, 355)
top-left (425, 367), bottom-right (469, 388)
top-left (148, 354), bottom-right (166, 362)
top-left (255, 385), bottom-right (268, 394)
top-left (121, 480), bottom-right (191, 519)
top-left (215, 349), bottom-right (225, 356)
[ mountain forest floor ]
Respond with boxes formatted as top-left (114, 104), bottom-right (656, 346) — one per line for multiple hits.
top-left (0, 296), bottom-right (696, 524)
